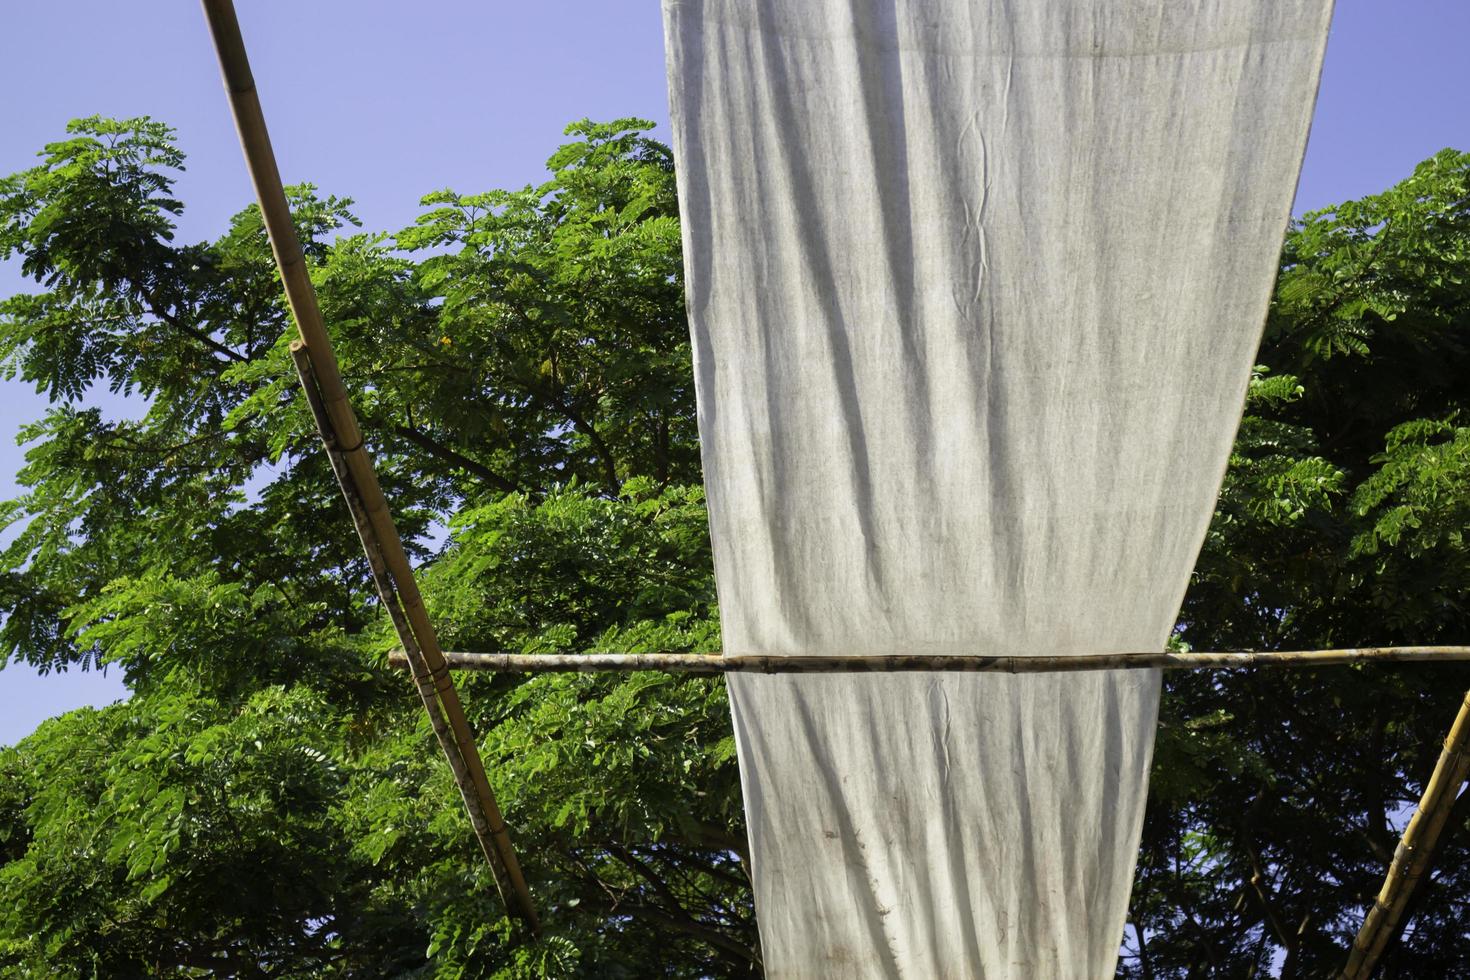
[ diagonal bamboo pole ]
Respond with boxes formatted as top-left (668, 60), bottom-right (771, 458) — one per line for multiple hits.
top-left (291, 345), bottom-right (522, 918)
top-left (201, 0), bottom-right (537, 929)
top-left (1342, 691), bottom-right (1470, 979)
top-left (389, 647), bottom-right (1470, 675)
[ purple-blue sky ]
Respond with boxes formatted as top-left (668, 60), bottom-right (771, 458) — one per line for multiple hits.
top-left (2, 1), bottom-right (1467, 744)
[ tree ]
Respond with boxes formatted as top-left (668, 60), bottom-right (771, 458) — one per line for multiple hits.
top-left (0, 114), bottom-right (1466, 977)
top-left (0, 116), bottom-right (749, 978)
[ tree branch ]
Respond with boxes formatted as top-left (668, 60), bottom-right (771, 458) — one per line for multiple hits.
top-left (390, 423), bottom-right (519, 494)
top-left (669, 820), bottom-right (750, 864)
top-left (544, 390), bottom-right (620, 493)
top-left (141, 287), bottom-right (249, 365)
top-left (617, 899), bottom-right (760, 967)
top-left (1239, 816), bottom-right (1294, 952)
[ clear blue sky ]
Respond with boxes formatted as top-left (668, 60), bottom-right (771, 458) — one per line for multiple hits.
top-left (2, 1), bottom-right (1467, 745)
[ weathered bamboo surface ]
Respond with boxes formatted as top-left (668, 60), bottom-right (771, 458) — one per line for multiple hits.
top-left (201, 0), bottom-right (537, 930)
top-left (387, 647), bottom-right (1470, 675)
top-left (1342, 691), bottom-right (1470, 979)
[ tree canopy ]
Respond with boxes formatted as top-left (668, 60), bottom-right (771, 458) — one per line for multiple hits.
top-left (0, 116), bottom-right (1467, 977)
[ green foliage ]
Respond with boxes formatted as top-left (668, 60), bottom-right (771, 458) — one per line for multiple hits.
top-left (0, 688), bottom-right (414, 977)
top-left (1129, 149), bottom-right (1470, 978)
top-left (387, 117), bottom-right (695, 496)
top-left (425, 480), bottom-right (715, 652)
top-left (1, 115), bottom-right (1466, 977)
top-left (0, 116), bottom-right (752, 977)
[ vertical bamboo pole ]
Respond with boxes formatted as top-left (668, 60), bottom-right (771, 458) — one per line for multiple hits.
top-left (1343, 692), bottom-right (1470, 978)
top-left (201, 0), bottom-right (537, 930)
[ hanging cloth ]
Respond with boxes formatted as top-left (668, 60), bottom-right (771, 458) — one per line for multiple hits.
top-left (662, 2), bottom-right (1333, 974)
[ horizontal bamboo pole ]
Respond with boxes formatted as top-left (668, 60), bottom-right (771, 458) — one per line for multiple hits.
top-left (1342, 690), bottom-right (1470, 979)
top-left (387, 646), bottom-right (1470, 675)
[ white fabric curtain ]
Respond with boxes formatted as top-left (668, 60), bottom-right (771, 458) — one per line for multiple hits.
top-left (662, 2), bottom-right (1333, 975)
